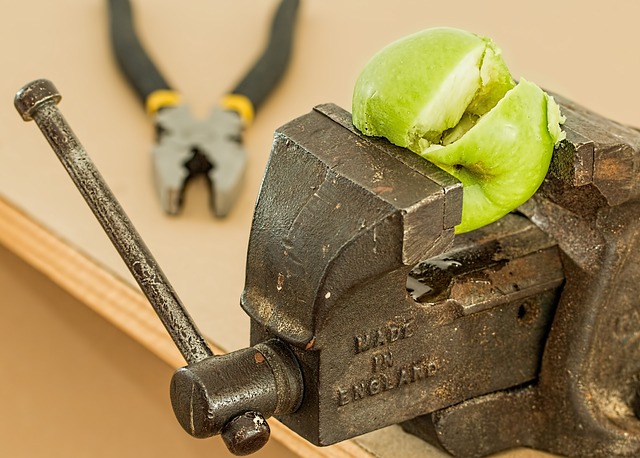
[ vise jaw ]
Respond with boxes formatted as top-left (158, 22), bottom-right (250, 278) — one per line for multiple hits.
top-left (402, 95), bottom-right (640, 458)
top-left (242, 103), bottom-right (463, 444)
top-left (242, 101), bottom-right (640, 457)
top-left (241, 102), bottom-right (560, 447)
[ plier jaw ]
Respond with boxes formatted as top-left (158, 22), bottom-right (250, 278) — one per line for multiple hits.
top-left (152, 105), bottom-right (246, 217)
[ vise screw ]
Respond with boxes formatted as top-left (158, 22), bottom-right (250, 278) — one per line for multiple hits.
top-left (15, 79), bottom-right (640, 457)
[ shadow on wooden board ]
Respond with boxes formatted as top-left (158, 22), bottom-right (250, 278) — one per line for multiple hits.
top-left (0, 243), bottom-right (296, 458)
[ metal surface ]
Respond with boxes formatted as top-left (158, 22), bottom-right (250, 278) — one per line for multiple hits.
top-left (221, 411), bottom-right (271, 456)
top-left (153, 105), bottom-right (246, 216)
top-left (170, 339), bottom-right (303, 438)
top-left (14, 79), bottom-right (213, 365)
top-left (242, 101), bottom-right (640, 456)
top-left (242, 104), bottom-right (563, 445)
top-left (14, 79), bottom-right (304, 456)
top-left (402, 96), bottom-right (640, 457)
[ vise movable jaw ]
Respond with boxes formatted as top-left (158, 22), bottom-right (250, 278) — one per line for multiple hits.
top-left (240, 101), bottom-right (640, 457)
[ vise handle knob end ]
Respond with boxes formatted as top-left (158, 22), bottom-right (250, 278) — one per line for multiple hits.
top-left (14, 78), bottom-right (61, 121)
top-left (221, 412), bottom-right (270, 456)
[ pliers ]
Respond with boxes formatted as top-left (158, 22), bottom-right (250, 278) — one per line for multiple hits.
top-left (107, 0), bottom-right (299, 216)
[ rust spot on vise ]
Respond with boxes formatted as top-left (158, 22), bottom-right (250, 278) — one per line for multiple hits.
top-left (305, 337), bottom-right (316, 350)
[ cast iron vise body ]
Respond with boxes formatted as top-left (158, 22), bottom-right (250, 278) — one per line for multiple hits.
top-left (240, 101), bottom-right (640, 457)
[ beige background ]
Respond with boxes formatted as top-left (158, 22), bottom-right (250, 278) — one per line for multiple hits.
top-left (0, 0), bottom-right (638, 457)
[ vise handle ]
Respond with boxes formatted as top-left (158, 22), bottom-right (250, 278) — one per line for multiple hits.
top-left (14, 79), bottom-right (303, 456)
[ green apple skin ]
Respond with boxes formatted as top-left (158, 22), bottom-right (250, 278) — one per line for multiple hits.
top-left (352, 27), bottom-right (564, 234)
top-left (422, 79), bottom-right (560, 233)
top-left (352, 27), bottom-right (516, 153)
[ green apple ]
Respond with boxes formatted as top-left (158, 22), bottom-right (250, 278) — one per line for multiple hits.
top-left (352, 27), bottom-right (565, 233)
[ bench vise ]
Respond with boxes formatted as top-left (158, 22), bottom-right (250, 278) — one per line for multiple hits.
top-left (16, 79), bottom-right (640, 457)
top-left (237, 100), bottom-right (640, 457)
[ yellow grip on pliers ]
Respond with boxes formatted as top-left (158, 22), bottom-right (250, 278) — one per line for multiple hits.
top-left (146, 89), bottom-right (182, 116)
top-left (220, 93), bottom-right (255, 126)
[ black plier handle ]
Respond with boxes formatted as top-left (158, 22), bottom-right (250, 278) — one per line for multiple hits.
top-left (107, 0), bottom-right (300, 122)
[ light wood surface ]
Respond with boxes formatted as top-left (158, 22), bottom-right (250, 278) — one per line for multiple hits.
top-left (0, 243), bottom-right (297, 458)
top-left (1, 1), bottom-right (638, 457)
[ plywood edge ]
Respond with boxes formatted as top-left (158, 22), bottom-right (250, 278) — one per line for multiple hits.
top-left (0, 196), bottom-right (373, 458)
top-left (0, 196), bottom-right (189, 366)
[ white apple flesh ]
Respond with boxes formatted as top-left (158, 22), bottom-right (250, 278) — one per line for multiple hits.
top-left (352, 27), bottom-right (565, 233)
